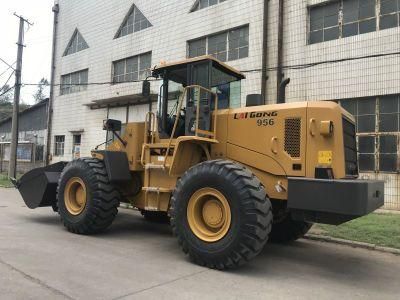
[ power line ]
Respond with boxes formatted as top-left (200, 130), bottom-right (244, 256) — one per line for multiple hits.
top-left (21, 78), bottom-right (161, 87)
top-left (0, 71), bottom-right (15, 92)
top-left (0, 85), bottom-right (15, 97)
top-left (16, 50), bottom-right (400, 87)
top-left (242, 50), bottom-right (400, 73)
top-left (0, 58), bottom-right (16, 71)
top-left (0, 62), bottom-right (17, 78)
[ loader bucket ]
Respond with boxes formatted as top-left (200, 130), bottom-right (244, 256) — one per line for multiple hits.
top-left (16, 162), bottom-right (67, 209)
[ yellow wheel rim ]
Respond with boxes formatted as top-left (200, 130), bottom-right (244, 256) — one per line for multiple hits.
top-left (187, 188), bottom-right (231, 242)
top-left (64, 177), bottom-right (87, 215)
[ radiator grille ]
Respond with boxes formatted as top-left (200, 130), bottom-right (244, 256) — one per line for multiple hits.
top-left (342, 117), bottom-right (359, 176)
top-left (284, 118), bottom-right (301, 158)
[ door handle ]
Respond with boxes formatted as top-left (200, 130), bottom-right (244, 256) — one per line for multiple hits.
top-left (271, 137), bottom-right (278, 154)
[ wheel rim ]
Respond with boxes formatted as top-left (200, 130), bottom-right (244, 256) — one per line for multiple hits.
top-left (187, 188), bottom-right (231, 242)
top-left (64, 177), bottom-right (87, 215)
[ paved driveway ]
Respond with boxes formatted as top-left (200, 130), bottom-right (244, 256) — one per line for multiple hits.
top-left (0, 188), bottom-right (399, 299)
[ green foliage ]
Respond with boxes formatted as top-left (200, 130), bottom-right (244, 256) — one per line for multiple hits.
top-left (0, 84), bottom-right (14, 104)
top-left (33, 78), bottom-right (49, 103)
top-left (313, 213), bottom-right (400, 249)
top-left (0, 85), bottom-right (30, 122)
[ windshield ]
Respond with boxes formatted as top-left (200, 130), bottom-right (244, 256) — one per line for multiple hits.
top-left (211, 66), bottom-right (241, 109)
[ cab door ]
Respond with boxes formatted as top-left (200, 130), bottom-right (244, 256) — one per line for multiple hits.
top-left (186, 61), bottom-right (212, 135)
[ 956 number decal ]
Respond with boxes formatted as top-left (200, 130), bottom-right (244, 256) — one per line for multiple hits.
top-left (257, 119), bottom-right (275, 126)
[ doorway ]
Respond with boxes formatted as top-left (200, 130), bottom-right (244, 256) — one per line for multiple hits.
top-left (72, 134), bottom-right (81, 159)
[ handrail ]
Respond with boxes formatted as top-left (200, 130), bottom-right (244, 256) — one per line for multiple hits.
top-left (163, 88), bottom-right (188, 168)
top-left (162, 85), bottom-right (219, 168)
top-left (144, 111), bottom-right (156, 144)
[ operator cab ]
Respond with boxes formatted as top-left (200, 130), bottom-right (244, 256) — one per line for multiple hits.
top-left (152, 56), bottom-right (245, 138)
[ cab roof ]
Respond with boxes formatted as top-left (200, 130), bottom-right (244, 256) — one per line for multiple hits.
top-left (152, 55), bottom-right (246, 81)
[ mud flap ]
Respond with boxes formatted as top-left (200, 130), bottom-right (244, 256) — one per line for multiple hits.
top-left (16, 162), bottom-right (67, 209)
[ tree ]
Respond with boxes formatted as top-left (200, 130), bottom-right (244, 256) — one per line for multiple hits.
top-left (33, 78), bottom-right (49, 103)
top-left (0, 84), bottom-right (14, 104)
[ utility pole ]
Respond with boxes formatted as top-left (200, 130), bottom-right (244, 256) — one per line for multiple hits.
top-left (8, 13), bottom-right (33, 179)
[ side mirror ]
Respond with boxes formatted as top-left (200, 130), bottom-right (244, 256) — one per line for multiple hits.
top-left (103, 119), bottom-right (122, 132)
top-left (142, 80), bottom-right (151, 97)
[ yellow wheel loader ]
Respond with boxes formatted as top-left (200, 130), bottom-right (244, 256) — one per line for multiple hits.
top-left (16, 56), bottom-right (384, 269)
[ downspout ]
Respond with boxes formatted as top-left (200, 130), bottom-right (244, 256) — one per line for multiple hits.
top-left (261, 0), bottom-right (269, 104)
top-left (279, 78), bottom-right (290, 103)
top-left (45, 2), bottom-right (59, 166)
top-left (276, 0), bottom-right (285, 103)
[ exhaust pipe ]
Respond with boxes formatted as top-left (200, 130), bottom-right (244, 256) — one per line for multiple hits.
top-left (278, 78), bottom-right (290, 104)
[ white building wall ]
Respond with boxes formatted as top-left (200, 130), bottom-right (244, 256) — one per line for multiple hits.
top-left (51, 0), bottom-right (264, 162)
top-left (265, 0), bottom-right (400, 103)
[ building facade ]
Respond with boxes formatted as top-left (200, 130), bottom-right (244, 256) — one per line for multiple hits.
top-left (0, 99), bottom-right (48, 173)
top-left (50, 0), bottom-right (400, 208)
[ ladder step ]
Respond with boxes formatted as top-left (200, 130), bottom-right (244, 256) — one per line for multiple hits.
top-left (142, 187), bottom-right (172, 193)
top-left (145, 163), bottom-right (169, 170)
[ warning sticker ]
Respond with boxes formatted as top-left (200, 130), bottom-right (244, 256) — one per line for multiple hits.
top-left (318, 151), bottom-right (333, 165)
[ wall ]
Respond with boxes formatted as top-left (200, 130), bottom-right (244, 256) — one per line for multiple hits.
top-left (51, 0), bottom-right (265, 162)
top-left (265, 0), bottom-right (400, 103)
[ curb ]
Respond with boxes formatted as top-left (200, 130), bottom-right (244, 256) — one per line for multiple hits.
top-left (304, 234), bottom-right (400, 256)
top-left (375, 209), bottom-right (400, 215)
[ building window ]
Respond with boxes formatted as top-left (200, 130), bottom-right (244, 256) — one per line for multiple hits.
top-left (63, 29), bottom-right (89, 56)
top-left (54, 135), bottom-right (65, 156)
top-left (191, 0), bottom-right (227, 12)
top-left (380, 0), bottom-right (400, 29)
top-left (309, 2), bottom-right (340, 43)
top-left (340, 95), bottom-right (400, 173)
top-left (188, 26), bottom-right (249, 62)
top-left (115, 4), bottom-right (152, 38)
top-left (60, 69), bottom-right (88, 95)
top-left (113, 52), bottom-right (151, 83)
top-left (309, 0), bottom-right (400, 44)
top-left (72, 134), bottom-right (81, 159)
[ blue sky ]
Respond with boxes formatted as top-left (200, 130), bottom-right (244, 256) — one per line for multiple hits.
top-left (0, 0), bottom-right (54, 104)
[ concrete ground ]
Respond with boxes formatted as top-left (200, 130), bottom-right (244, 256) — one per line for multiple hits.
top-left (1, 188), bottom-right (400, 300)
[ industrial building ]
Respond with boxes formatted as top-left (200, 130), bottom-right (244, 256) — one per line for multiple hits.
top-left (0, 99), bottom-right (48, 173)
top-left (48, 0), bottom-right (399, 208)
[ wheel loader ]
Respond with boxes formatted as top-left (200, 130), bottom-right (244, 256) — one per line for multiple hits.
top-left (15, 56), bottom-right (384, 269)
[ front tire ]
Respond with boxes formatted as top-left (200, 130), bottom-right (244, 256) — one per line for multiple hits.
top-left (170, 160), bottom-right (273, 270)
top-left (57, 158), bottom-right (120, 234)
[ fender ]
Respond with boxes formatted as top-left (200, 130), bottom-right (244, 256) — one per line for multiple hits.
top-left (92, 150), bottom-right (132, 182)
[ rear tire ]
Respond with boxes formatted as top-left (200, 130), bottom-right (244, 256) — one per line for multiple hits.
top-left (57, 158), bottom-right (120, 234)
top-left (269, 204), bottom-right (312, 243)
top-left (170, 160), bottom-right (273, 270)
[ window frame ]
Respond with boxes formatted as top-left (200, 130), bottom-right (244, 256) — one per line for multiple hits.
top-left (339, 95), bottom-right (400, 174)
top-left (60, 69), bottom-right (89, 96)
top-left (54, 135), bottom-right (65, 157)
top-left (63, 29), bottom-right (89, 57)
top-left (112, 52), bottom-right (152, 84)
top-left (309, 0), bottom-right (400, 45)
top-left (379, 0), bottom-right (400, 29)
top-left (187, 25), bottom-right (249, 62)
top-left (190, 0), bottom-right (227, 12)
top-left (115, 4), bottom-right (152, 39)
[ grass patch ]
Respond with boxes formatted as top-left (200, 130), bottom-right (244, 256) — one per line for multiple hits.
top-left (311, 213), bottom-right (400, 249)
top-left (0, 174), bottom-right (13, 188)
